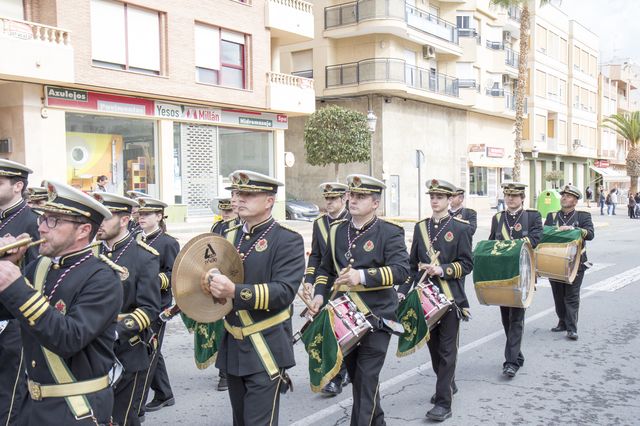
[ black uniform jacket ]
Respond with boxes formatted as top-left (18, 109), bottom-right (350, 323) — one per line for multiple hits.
top-left (398, 216), bottom-right (473, 308)
top-left (139, 229), bottom-right (179, 309)
top-left (1, 199), bottom-right (41, 266)
top-left (544, 210), bottom-right (594, 268)
top-left (0, 247), bottom-right (122, 390)
top-left (210, 217), bottom-right (241, 235)
top-left (449, 207), bottom-right (477, 236)
top-left (303, 209), bottom-right (350, 285)
top-left (313, 216), bottom-right (410, 321)
top-left (216, 217), bottom-right (305, 377)
top-left (488, 209), bottom-right (543, 249)
top-left (100, 233), bottom-right (160, 372)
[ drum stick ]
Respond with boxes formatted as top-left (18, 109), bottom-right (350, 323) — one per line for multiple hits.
top-left (418, 250), bottom-right (441, 285)
top-left (329, 265), bottom-right (352, 301)
top-left (297, 290), bottom-right (314, 311)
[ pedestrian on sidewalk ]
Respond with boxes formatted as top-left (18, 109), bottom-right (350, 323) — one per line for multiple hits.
top-left (628, 195), bottom-right (636, 219)
top-left (599, 189), bottom-right (606, 215)
top-left (610, 188), bottom-right (618, 215)
top-left (585, 186), bottom-right (592, 208)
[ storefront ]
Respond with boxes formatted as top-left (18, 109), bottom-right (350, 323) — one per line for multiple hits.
top-left (467, 144), bottom-right (514, 210)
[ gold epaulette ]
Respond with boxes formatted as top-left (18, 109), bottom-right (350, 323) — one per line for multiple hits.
top-left (329, 218), bottom-right (347, 228)
top-left (137, 239), bottom-right (159, 256)
top-left (314, 213), bottom-right (326, 222)
top-left (98, 254), bottom-right (126, 274)
top-left (89, 241), bottom-right (102, 257)
top-left (417, 217), bottom-right (429, 225)
top-left (453, 216), bottom-right (470, 225)
top-left (278, 222), bottom-right (301, 236)
top-left (380, 218), bottom-right (404, 229)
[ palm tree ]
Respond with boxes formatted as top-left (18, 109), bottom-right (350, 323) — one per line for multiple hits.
top-left (491, 0), bottom-right (549, 181)
top-left (602, 111), bottom-right (640, 194)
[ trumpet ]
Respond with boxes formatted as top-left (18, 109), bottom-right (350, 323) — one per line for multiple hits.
top-left (0, 237), bottom-right (46, 257)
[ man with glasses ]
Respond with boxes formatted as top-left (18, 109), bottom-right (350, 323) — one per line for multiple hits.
top-left (0, 159), bottom-right (41, 425)
top-left (94, 192), bottom-right (160, 426)
top-left (0, 180), bottom-right (122, 425)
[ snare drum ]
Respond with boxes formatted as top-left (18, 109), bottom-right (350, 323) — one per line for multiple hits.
top-left (417, 281), bottom-right (452, 328)
top-left (535, 226), bottom-right (583, 284)
top-left (473, 239), bottom-right (535, 308)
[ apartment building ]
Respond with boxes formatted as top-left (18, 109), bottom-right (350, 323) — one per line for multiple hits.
top-left (0, 0), bottom-right (314, 217)
top-left (281, 0), bottom-right (527, 215)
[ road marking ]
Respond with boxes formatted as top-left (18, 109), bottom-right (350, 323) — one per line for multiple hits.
top-left (536, 262), bottom-right (614, 288)
top-left (290, 263), bottom-right (639, 426)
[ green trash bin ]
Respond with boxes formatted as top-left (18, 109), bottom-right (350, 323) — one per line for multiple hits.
top-left (537, 189), bottom-right (561, 219)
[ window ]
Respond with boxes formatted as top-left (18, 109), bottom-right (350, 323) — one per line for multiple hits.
top-left (559, 79), bottom-right (566, 103)
top-left (536, 25), bottom-right (547, 53)
top-left (573, 46), bottom-right (580, 70)
top-left (580, 50), bottom-right (588, 73)
top-left (195, 23), bottom-right (247, 89)
top-left (558, 120), bottom-right (567, 145)
top-left (589, 54), bottom-right (597, 77)
top-left (456, 15), bottom-right (471, 28)
top-left (535, 114), bottom-right (546, 141)
top-left (548, 31), bottom-right (558, 59)
top-left (560, 38), bottom-right (568, 64)
top-left (469, 167), bottom-right (488, 196)
top-left (219, 128), bottom-right (273, 177)
top-left (291, 50), bottom-right (313, 78)
top-left (535, 70), bottom-right (546, 98)
top-left (90, 0), bottom-right (162, 75)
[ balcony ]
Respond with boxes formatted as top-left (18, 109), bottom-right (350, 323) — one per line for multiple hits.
top-left (266, 71), bottom-right (315, 115)
top-left (0, 16), bottom-right (74, 82)
top-left (324, 1), bottom-right (461, 56)
top-left (326, 58), bottom-right (459, 97)
top-left (505, 48), bottom-right (519, 68)
top-left (265, 0), bottom-right (314, 44)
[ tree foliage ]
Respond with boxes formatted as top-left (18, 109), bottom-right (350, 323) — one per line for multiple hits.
top-left (304, 105), bottom-right (371, 173)
top-left (603, 111), bottom-right (640, 193)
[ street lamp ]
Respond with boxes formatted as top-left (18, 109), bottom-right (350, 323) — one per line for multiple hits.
top-left (367, 109), bottom-right (377, 175)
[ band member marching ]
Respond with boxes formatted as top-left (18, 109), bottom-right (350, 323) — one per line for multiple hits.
top-left (134, 198), bottom-right (179, 416)
top-left (205, 170), bottom-right (305, 425)
top-left (302, 182), bottom-right (351, 396)
top-left (125, 190), bottom-right (147, 235)
top-left (211, 195), bottom-right (240, 235)
top-left (488, 182), bottom-right (542, 378)
top-left (0, 181), bottom-right (123, 425)
top-left (0, 159), bottom-right (42, 425)
top-left (94, 193), bottom-right (161, 426)
top-left (309, 174), bottom-right (410, 426)
top-left (545, 185), bottom-right (594, 340)
top-left (398, 179), bottom-right (473, 422)
top-left (449, 187), bottom-right (477, 236)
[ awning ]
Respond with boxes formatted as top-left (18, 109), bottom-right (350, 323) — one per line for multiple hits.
top-left (589, 166), bottom-right (630, 182)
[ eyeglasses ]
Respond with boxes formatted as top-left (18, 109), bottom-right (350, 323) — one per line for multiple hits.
top-left (37, 215), bottom-right (86, 229)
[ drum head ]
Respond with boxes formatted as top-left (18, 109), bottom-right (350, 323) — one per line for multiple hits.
top-left (518, 242), bottom-right (535, 307)
top-left (172, 234), bottom-right (244, 322)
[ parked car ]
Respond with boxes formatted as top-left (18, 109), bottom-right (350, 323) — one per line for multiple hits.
top-left (285, 197), bottom-right (320, 221)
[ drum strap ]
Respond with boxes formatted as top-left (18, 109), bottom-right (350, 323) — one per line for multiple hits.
top-left (418, 221), bottom-right (454, 301)
top-left (318, 217), bottom-right (329, 245)
top-left (33, 257), bottom-right (95, 419)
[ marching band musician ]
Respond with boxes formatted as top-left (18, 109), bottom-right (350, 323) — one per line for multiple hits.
top-left (125, 190), bottom-right (147, 235)
top-left (0, 160), bottom-right (41, 425)
top-left (488, 182), bottom-right (542, 378)
top-left (302, 182), bottom-right (351, 396)
top-left (211, 195), bottom-right (240, 235)
top-left (135, 198), bottom-right (179, 415)
top-left (27, 187), bottom-right (49, 209)
top-left (94, 192), bottom-right (161, 426)
top-left (205, 170), bottom-right (305, 426)
top-left (398, 179), bottom-right (473, 422)
top-left (0, 181), bottom-right (122, 425)
top-left (544, 185), bottom-right (594, 340)
top-left (448, 187), bottom-right (478, 236)
top-left (309, 174), bottom-right (410, 426)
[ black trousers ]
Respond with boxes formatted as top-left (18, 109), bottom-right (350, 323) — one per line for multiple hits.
top-left (139, 320), bottom-right (173, 416)
top-left (227, 371), bottom-right (283, 426)
top-left (427, 309), bottom-right (460, 409)
top-left (0, 321), bottom-right (28, 425)
top-left (550, 268), bottom-right (585, 333)
top-left (500, 306), bottom-right (525, 369)
top-left (344, 330), bottom-right (390, 426)
top-left (113, 370), bottom-right (147, 426)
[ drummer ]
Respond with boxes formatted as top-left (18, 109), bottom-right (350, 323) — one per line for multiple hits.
top-left (205, 170), bottom-right (305, 425)
top-left (398, 179), bottom-right (473, 422)
top-left (449, 187), bottom-right (477, 235)
top-left (309, 174), bottom-right (410, 426)
top-left (544, 184), bottom-right (594, 340)
top-left (488, 182), bottom-right (542, 378)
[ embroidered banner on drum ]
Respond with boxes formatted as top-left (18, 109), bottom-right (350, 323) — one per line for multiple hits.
top-left (396, 288), bottom-right (429, 357)
top-left (301, 308), bottom-right (342, 393)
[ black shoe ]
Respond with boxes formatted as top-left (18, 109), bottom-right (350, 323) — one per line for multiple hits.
top-left (341, 371), bottom-right (351, 387)
top-left (567, 331), bottom-right (579, 340)
top-left (426, 406), bottom-right (452, 422)
top-left (503, 365), bottom-right (517, 378)
top-left (321, 381), bottom-right (342, 396)
top-left (551, 324), bottom-right (567, 332)
top-left (430, 383), bottom-right (458, 404)
top-left (217, 375), bottom-right (229, 391)
top-left (145, 397), bottom-right (175, 412)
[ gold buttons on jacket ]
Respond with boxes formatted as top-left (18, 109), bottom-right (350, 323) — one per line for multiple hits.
top-left (31, 360), bottom-right (36, 368)
top-left (52, 264), bottom-right (60, 270)
top-left (107, 253), bottom-right (112, 258)
top-left (349, 258), bottom-right (355, 264)
top-left (245, 235), bottom-right (251, 241)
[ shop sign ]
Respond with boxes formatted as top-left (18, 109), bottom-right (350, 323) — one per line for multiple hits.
top-left (487, 147), bottom-right (505, 158)
top-left (45, 86), bottom-right (154, 116)
top-left (183, 106), bottom-right (222, 123)
top-left (469, 144), bottom-right (485, 153)
top-left (238, 117), bottom-right (272, 128)
top-left (46, 86), bottom-right (88, 102)
top-left (594, 159), bottom-right (610, 168)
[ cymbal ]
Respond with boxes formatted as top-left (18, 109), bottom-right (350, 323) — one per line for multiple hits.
top-left (172, 234), bottom-right (244, 322)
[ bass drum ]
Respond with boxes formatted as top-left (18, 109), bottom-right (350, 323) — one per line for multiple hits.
top-left (473, 239), bottom-right (535, 308)
top-left (535, 226), bottom-right (583, 284)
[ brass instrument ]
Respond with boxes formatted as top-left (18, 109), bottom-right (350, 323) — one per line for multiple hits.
top-left (0, 237), bottom-right (45, 257)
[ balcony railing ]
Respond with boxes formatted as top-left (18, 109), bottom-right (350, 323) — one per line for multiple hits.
top-left (268, 71), bottom-right (314, 89)
top-left (0, 16), bottom-right (71, 44)
top-left (505, 48), bottom-right (519, 68)
top-left (326, 58), bottom-right (459, 97)
top-left (486, 40), bottom-right (503, 50)
top-left (505, 91), bottom-right (528, 113)
top-left (486, 87), bottom-right (505, 97)
top-left (458, 27), bottom-right (481, 44)
top-left (507, 6), bottom-right (521, 22)
top-left (324, 0), bottom-right (459, 44)
top-left (269, 0), bottom-right (313, 14)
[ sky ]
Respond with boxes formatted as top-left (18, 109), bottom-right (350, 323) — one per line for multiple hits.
top-left (559, 0), bottom-right (640, 64)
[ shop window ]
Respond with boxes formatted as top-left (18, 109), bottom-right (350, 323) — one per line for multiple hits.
top-left (195, 23), bottom-right (247, 89)
top-left (469, 166), bottom-right (488, 196)
top-left (219, 127), bottom-right (273, 178)
top-left (90, 0), bottom-right (163, 75)
top-left (65, 114), bottom-right (156, 195)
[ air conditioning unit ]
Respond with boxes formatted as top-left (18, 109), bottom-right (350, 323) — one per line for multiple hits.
top-left (422, 45), bottom-right (436, 59)
top-left (503, 31), bottom-right (512, 43)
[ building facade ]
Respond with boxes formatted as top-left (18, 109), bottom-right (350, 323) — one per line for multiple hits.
top-left (0, 0), bottom-right (315, 218)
